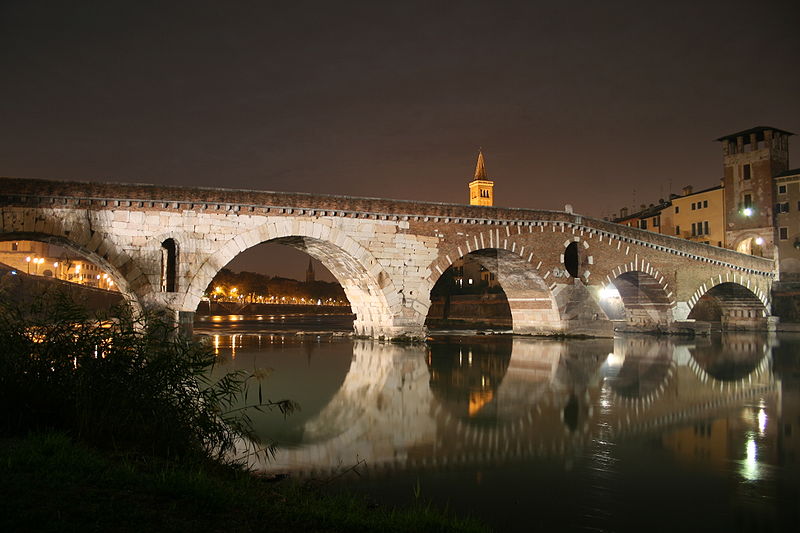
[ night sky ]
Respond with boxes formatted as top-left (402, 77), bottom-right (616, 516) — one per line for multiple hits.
top-left (2, 0), bottom-right (799, 281)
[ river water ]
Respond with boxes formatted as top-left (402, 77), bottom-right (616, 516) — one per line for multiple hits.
top-left (196, 315), bottom-right (800, 532)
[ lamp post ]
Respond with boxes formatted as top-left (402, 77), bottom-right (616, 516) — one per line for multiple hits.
top-left (25, 256), bottom-right (31, 274)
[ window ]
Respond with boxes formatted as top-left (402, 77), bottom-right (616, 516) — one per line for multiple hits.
top-left (779, 227), bottom-right (788, 240)
top-left (743, 164), bottom-right (751, 180)
top-left (640, 219), bottom-right (647, 230)
top-left (691, 223), bottom-right (696, 236)
top-left (161, 238), bottom-right (178, 292)
top-left (776, 202), bottom-right (790, 214)
top-left (653, 216), bottom-right (660, 227)
top-left (704, 221), bottom-right (709, 235)
top-left (675, 206), bottom-right (680, 214)
top-left (11, 242), bottom-right (18, 251)
top-left (703, 200), bottom-right (708, 208)
top-left (675, 225), bottom-right (680, 235)
top-left (743, 194), bottom-right (753, 208)
top-left (691, 202), bottom-right (696, 210)
top-left (779, 184), bottom-right (787, 194)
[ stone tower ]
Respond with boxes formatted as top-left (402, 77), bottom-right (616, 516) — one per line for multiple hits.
top-left (305, 258), bottom-right (315, 283)
top-left (718, 126), bottom-right (793, 257)
top-left (468, 150), bottom-right (494, 206)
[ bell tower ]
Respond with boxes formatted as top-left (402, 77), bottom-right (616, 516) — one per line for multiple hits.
top-left (468, 150), bottom-right (494, 206)
top-left (718, 126), bottom-right (793, 257)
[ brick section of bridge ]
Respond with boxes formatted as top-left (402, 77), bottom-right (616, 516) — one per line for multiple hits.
top-left (0, 177), bottom-right (777, 338)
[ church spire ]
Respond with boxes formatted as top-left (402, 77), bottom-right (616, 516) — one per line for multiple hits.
top-left (468, 149), bottom-right (494, 206)
top-left (305, 258), bottom-right (315, 283)
top-left (474, 149), bottom-right (487, 180)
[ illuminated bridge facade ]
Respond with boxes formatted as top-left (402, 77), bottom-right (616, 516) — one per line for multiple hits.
top-left (0, 177), bottom-right (777, 338)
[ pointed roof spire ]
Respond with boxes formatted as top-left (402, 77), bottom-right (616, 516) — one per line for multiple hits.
top-left (474, 149), bottom-right (487, 180)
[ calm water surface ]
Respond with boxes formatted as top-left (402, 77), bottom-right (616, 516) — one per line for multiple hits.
top-left (199, 316), bottom-right (800, 532)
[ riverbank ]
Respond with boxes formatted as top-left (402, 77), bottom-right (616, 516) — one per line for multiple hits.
top-left (1, 432), bottom-right (488, 533)
top-left (196, 301), bottom-right (353, 316)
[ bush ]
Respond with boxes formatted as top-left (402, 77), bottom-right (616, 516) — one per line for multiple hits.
top-left (0, 289), bottom-right (293, 465)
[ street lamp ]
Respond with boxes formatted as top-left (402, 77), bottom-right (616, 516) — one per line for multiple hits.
top-left (26, 256), bottom-right (31, 274)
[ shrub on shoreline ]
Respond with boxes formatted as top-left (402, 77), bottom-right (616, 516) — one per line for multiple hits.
top-left (0, 290), bottom-right (292, 465)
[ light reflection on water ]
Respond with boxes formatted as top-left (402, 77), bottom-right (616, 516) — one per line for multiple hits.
top-left (203, 320), bottom-right (800, 532)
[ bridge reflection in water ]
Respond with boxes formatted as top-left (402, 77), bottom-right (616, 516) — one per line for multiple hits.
top-left (210, 332), bottom-right (797, 531)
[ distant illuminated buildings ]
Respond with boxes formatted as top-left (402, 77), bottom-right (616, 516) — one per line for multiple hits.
top-left (610, 126), bottom-right (800, 279)
top-left (0, 240), bottom-right (117, 290)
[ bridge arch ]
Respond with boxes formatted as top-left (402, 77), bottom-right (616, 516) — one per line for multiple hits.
top-left (731, 232), bottom-right (768, 257)
top-left (0, 230), bottom-right (144, 316)
top-left (598, 267), bottom-right (674, 327)
top-left (183, 220), bottom-right (401, 337)
top-left (686, 280), bottom-right (770, 330)
top-left (425, 241), bottom-right (562, 335)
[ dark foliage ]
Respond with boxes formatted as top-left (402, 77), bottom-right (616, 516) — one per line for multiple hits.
top-left (0, 288), bottom-right (295, 465)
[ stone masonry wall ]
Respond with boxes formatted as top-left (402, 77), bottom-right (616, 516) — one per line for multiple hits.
top-left (0, 177), bottom-right (777, 338)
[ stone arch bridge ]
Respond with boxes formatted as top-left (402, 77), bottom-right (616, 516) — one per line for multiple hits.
top-left (0, 177), bottom-right (776, 338)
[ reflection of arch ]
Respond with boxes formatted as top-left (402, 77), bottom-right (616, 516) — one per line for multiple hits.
top-left (689, 334), bottom-right (770, 383)
top-left (253, 341), bottom-right (436, 473)
top-left (184, 221), bottom-right (399, 337)
top-left (603, 337), bottom-right (675, 401)
top-left (0, 232), bottom-right (143, 315)
top-left (604, 269), bottom-right (673, 326)
top-left (257, 336), bottom-right (623, 474)
top-left (426, 243), bottom-right (561, 334)
top-left (427, 336), bottom-right (514, 422)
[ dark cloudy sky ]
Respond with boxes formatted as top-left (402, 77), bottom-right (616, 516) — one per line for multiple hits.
top-left (2, 0), bottom-right (798, 280)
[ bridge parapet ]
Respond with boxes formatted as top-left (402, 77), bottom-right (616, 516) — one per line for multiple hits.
top-left (1, 177), bottom-right (774, 275)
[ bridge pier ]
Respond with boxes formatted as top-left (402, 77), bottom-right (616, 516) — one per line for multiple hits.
top-left (353, 317), bottom-right (427, 341)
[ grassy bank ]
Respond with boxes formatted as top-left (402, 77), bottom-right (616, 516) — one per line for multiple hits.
top-left (1, 432), bottom-right (488, 533)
